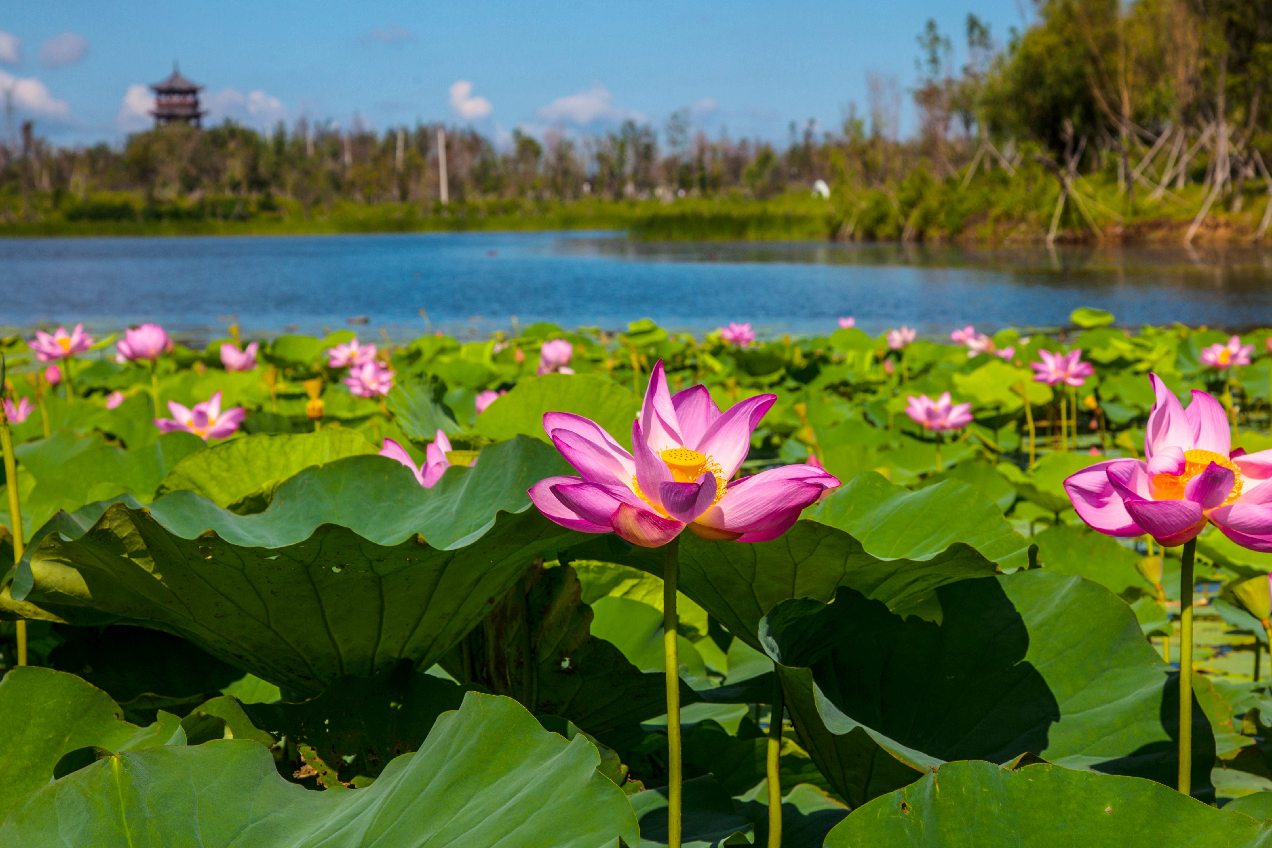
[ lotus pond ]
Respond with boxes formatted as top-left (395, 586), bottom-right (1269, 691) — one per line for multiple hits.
top-left (7, 313), bottom-right (1272, 846)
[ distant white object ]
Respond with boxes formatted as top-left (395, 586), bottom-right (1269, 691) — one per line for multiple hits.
top-left (812, 179), bottom-right (831, 199)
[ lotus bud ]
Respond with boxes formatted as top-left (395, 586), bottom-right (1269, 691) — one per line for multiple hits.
top-left (1233, 574), bottom-right (1272, 625)
top-left (306, 398), bottom-right (325, 421)
top-left (262, 366), bottom-right (279, 393)
top-left (303, 378), bottom-right (324, 401)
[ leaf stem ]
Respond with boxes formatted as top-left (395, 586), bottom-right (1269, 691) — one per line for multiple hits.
top-left (1178, 537), bottom-right (1196, 795)
top-left (663, 535), bottom-right (682, 848)
top-left (1, 415), bottom-right (26, 666)
top-left (767, 674), bottom-right (784, 848)
top-left (150, 360), bottom-right (162, 419)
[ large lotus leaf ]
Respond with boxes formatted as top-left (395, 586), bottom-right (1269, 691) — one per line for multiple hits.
top-left (476, 373), bottom-right (640, 446)
top-left (386, 375), bottom-right (461, 438)
top-left (1008, 450), bottom-right (1095, 514)
top-left (809, 472), bottom-right (1030, 569)
top-left (824, 761), bottom-right (1270, 848)
top-left (0, 667), bottom-right (186, 819)
top-left (630, 776), bottom-right (752, 847)
top-left (1228, 791), bottom-right (1272, 820)
top-left (952, 359), bottom-right (1051, 409)
top-left (574, 517), bottom-right (998, 653)
top-left (0, 692), bottom-right (639, 846)
top-left (761, 571), bottom-right (1215, 807)
top-left (1034, 523), bottom-right (1152, 597)
top-left (156, 428), bottom-right (376, 508)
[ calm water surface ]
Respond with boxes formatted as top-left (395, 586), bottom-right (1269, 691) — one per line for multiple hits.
top-left (3, 231), bottom-right (1272, 339)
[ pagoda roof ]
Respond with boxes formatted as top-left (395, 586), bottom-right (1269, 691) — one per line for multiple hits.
top-left (151, 66), bottom-right (202, 92)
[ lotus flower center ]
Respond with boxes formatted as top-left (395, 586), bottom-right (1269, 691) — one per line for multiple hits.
top-left (56, 337), bottom-right (71, 352)
top-left (1150, 449), bottom-right (1242, 505)
top-left (1219, 348), bottom-right (1232, 366)
top-left (661, 447), bottom-right (710, 482)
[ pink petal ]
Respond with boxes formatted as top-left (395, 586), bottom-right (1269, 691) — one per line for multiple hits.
top-left (420, 460), bottom-right (448, 488)
top-left (1234, 448), bottom-right (1272, 482)
top-left (1123, 499), bottom-right (1206, 547)
top-left (1184, 390), bottom-right (1230, 455)
top-left (612, 502), bottom-right (684, 547)
top-left (1210, 503), bottom-right (1272, 553)
top-left (658, 475), bottom-right (718, 524)
top-left (1238, 480), bottom-right (1272, 505)
top-left (1063, 461), bottom-right (1144, 537)
top-left (671, 385), bottom-right (722, 447)
top-left (692, 464), bottom-right (838, 543)
top-left (380, 439), bottom-right (424, 483)
top-left (528, 476), bottom-right (612, 533)
top-left (639, 361), bottom-right (682, 452)
top-left (155, 419), bottom-right (186, 433)
top-left (206, 392), bottom-right (223, 421)
top-left (1105, 459), bottom-right (1153, 501)
top-left (696, 392), bottom-right (777, 478)
top-left (167, 401), bottom-right (192, 422)
top-left (1146, 446), bottom-right (1185, 476)
top-left (1184, 462), bottom-right (1235, 509)
top-left (632, 420), bottom-right (672, 509)
top-left (544, 412), bottom-right (634, 487)
top-left (1145, 374), bottom-right (1193, 458)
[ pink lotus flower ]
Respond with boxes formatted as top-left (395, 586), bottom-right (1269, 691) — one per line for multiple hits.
top-left (380, 431), bottom-right (452, 488)
top-left (105, 391), bottom-right (126, 409)
top-left (220, 341), bottom-right (259, 372)
top-left (965, 333), bottom-right (995, 356)
top-left (155, 391), bottom-right (245, 440)
top-left (905, 393), bottom-right (973, 432)
top-left (887, 327), bottom-right (916, 350)
top-left (117, 324), bottom-right (172, 362)
top-left (995, 346), bottom-right (1016, 361)
top-left (528, 361), bottom-right (839, 547)
top-left (344, 360), bottom-right (394, 397)
top-left (44, 365), bottom-right (61, 386)
top-left (30, 324), bottom-right (93, 362)
top-left (327, 339), bottom-right (378, 369)
top-left (1064, 374), bottom-right (1272, 550)
top-left (476, 390), bottom-right (504, 414)
top-left (1200, 336), bottom-right (1253, 369)
top-left (1032, 349), bottom-right (1094, 387)
top-left (3, 397), bottom-right (32, 424)
top-left (950, 325), bottom-right (977, 345)
top-left (720, 323), bottom-right (756, 348)
top-left (537, 339), bottom-right (575, 375)
top-left (838, 317), bottom-right (856, 329)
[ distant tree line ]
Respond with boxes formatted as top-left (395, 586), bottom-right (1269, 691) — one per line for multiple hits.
top-left (2, 0), bottom-right (1270, 243)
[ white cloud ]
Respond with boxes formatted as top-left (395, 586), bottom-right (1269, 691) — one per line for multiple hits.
top-left (691, 97), bottom-right (718, 115)
top-left (0, 70), bottom-right (71, 120)
top-left (449, 80), bottom-right (492, 120)
top-left (116, 83), bottom-right (154, 131)
top-left (39, 32), bottom-right (88, 68)
top-left (363, 25), bottom-right (414, 46)
top-left (205, 87), bottom-right (288, 127)
top-left (536, 84), bottom-right (643, 126)
top-left (0, 31), bottom-right (19, 66)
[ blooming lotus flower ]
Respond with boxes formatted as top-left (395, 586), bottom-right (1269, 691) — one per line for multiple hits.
top-left (117, 324), bottom-right (172, 362)
top-left (1200, 336), bottom-right (1253, 370)
top-left (720, 323), bottom-right (756, 348)
top-left (1031, 349), bottom-right (1094, 387)
top-left (537, 339), bottom-right (574, 376)
top-left (30, 324), bottom-right (93, 362)
top-left (950, 325), bottom-right (977, 345)
top-left (529, 361), bottom-right (840, 547)
top-left (995, 346), bottom-right (1016, 362)
top-left (344, 360), bottom-right (394, 397)
top-left (327, 339), bottom-right (378, 369)
top-left (3, 397), bottom-right (32, 424)
top-left (906, 392), bottom-right (973, 432)
top-left (380, 431), bottom-right (451, 488)
top-left (887, 327), bottom-right (916, 350)
top-left (476, 389), bottom-right (504, 414)
top-left (155, 391), bottom-right (245, 440)
top-left (1064, 374), bottom-right (1272, 550)
top-left (965, 333), bottom-right (995, 356)
top-left (838, 317), bottom-right (856, 329)
top-left (44, 365), bottom-right (61, 386)
top-left (220, 341), bottom-right (259, 372)
top-left (105, 391), bottom-right (126, 409)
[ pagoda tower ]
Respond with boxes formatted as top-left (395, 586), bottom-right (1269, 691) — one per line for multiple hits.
top-left (149, 64), bottom-right (206, 128)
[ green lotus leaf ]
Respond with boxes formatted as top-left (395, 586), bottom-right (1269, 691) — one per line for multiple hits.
top-left (1033, 523), bottom-right (1153, 597)
top-left (0, 692), bottom-right (640, 847)
top-left (156, 428), bottom-right (376, 509)
top-left (1071, 306), bottom-right (1116, 328)
top-left (386, 375), bottom-right (461, 438)
top-left (1226, 791), bottom-right (1272, 820)
top-left (761, 571), bottom-right (1215, 807)
top-left (476, 373), bottom-right (640, 445)
top-left (0, 667), bottom-right (186, 819)
top-left (952, 359), bottom-right (1051, 409)
top-left (824, 760), bottom-right (1266, 847)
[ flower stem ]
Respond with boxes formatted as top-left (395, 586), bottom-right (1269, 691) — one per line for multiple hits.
top-left (1069, 386), bottom-right (1080, 446)
top-left (934, 433), bottom-right (943, 473)
top-left (1023, 396), bottom-right (1036, 468)
top-left (62, 358), bottom-right (75, 401)
top-left (1178, 537), bottom-right (1196, 795)
top-left (662, 535), bottom-right (682, 848)
top-left (767, 675), bottom-right (784, 848)
top-left (1, 417), bottom-right (26, 666)
top-left (1059, 395), bottom-right (1068, 452)
top-left (149, 360), bottom-right (161, 419)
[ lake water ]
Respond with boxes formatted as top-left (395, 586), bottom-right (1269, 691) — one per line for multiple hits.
top-left (3, 231), bottom-right (1272, 340)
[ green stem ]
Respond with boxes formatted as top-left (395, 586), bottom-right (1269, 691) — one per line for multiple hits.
top-left (1069, 386), bottom-right (1080, 446)
top-left (150, 361), bottom-right (161, 419)
top-left (1024, 397), bottom-right (1036, 468)
top-left (1059, 396), bottom-right (1068, 452)
top-left (62, 358), bottom-right (75, 401)
top-left (1, 418), bottom-right (26, 666)
top-left (663, 536), bottom-right (682, 848)
top-left (767, 675), bottom-right (784, 848)
top-left (1178, 538), bottom-right (1196, 795)
top-left (934, 433), bottom-right (943, 473)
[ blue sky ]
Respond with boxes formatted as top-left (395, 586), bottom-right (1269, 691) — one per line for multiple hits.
top-left (2, 1), bottom-right (1032, 147)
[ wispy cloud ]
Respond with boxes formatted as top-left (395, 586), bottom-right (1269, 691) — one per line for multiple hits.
top-left (690, 97), bottom-right (718, 115)
top-left (206, 87), bottom-right (289, 127)
top-left (363, 25), bottom-right (414, 46)
top-left (536, 85), bottom-right (643, 127)
top-left (39, 32), bottom-right (89, 68)
top-left (0, 32), bottom-right (19, 66)
top-left (116, 84), bottom-right (154, 131)
top-left (449, 80), bottom-right (492, 120)
top-left (0, 70), bottom-right (72, 121)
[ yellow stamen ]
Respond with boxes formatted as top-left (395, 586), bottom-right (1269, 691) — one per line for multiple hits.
top-left (56, 337), bottom-right (71, 352)
top-left (661, 447), bottom-right (709, 482)
top-left (1150, 449), bottom-right (1242, 506)
top-left (1218, 348), bottom-right (1232, 366)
